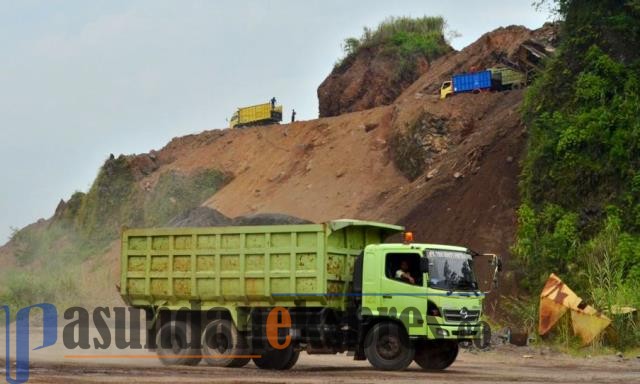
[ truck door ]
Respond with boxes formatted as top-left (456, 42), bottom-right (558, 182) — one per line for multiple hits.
top-left (375, 251), bottom-right (428, 336)
top-left (440, 81), bottom-right (453, 99)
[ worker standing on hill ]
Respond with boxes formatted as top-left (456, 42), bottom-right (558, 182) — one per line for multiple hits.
top-left (270, 97), bottom-right (276, 109)
top-left (291, 109), bottom-right (296, 123)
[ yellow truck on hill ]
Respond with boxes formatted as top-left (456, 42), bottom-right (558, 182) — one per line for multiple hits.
top-left (229, 101), bottom-right (283, 128)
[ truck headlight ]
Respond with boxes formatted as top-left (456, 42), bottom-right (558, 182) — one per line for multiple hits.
top-left (435, 328), bottom-right (449, 337)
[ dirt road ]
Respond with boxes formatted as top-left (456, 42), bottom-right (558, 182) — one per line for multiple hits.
top-left (3, 348), bottom-right (637, 383)
top-left (2, 325), bottom-right (638, 383)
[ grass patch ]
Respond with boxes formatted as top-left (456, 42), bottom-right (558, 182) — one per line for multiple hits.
top-left (0, 262), bottom-right (81, 318)
top-left (335, 16), bottom-right (451, 85)
top-left (75, 156), bottom-right (137, 243)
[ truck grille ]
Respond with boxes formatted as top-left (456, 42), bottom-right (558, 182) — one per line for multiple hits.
top-left (443, 309), bottom-right (480, 323)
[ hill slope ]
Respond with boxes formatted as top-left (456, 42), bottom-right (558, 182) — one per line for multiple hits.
top-left (0, 24), bottom-right (554, 310)
top-left (318, 16), bottom-right (452, 117)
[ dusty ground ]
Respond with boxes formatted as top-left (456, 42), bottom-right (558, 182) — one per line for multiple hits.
top-left (1, 326), bottom-right (638, 383)
top-left (6, 348), bottom-right (639, 384)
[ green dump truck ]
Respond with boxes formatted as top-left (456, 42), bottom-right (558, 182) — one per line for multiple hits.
top-left (489, 67), bottom-right (526, 90)
top-left (120, 219), bottom-right (499, 371)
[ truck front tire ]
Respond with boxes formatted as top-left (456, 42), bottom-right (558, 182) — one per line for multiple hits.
top-left (155, 320), bottom-right (201, 366)
top-left (201, 319), bottom-right (250, 367)
top-left (364, 322), bottom-right (414, 371)
top-left (414, 340), bottom-right (459, 370)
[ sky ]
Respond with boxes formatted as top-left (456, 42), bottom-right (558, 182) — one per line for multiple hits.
top-left (0, 0), bottom-right (553, 242)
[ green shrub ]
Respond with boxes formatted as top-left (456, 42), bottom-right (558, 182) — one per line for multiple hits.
top-left (0, 271), bottom-right (55, 311)
top-left (335, 15), bottom-right (450, 75)
top-left (75, 155), bottom-right (137, 242)
top-left (582, 214), bottom-right (640, 349)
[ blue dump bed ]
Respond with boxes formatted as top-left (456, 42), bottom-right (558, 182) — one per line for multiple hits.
top-left (453, 71), bottom-right (492, 93)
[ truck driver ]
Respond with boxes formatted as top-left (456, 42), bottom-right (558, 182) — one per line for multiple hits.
top-left (395, 260), bottom-right (416, 284)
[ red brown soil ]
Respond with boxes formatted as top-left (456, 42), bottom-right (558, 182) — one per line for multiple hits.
top-left (317, 46), bottom-right (436, 117)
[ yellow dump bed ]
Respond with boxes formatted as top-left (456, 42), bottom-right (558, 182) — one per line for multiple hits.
top-left (230, 102), bottom-right (283, 128)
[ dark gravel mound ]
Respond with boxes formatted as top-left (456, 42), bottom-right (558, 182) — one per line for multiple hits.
top-left (232, 213), bottom-right (313, 226)
top-left (167, 209), bottom-right (312, 227)
top-left (167, 207), bottom-right (232, 227)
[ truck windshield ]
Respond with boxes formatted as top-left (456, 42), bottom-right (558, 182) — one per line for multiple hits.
top-left (426, 250), bottom-right (477, 291)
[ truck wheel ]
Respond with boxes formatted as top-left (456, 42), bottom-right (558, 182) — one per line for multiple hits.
top-left (414, 340), bottom-right (459, 370)
top-left (252, 345), bottom-right (299, 370)
top-left (201, 319), bottom-right (250, 367)
top-left (364, 322), bottom-right (414, 371)
top-left (155, 320), bottom-right (201, 366)
top-left (474, 321), bottom-right (492, 349)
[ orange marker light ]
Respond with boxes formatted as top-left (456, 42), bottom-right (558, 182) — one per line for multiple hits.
top-left (404, 231), bottom-right (414, 243)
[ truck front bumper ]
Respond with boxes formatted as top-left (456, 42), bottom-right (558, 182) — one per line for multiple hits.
top-left (426, 323), bottom-right (482, 340)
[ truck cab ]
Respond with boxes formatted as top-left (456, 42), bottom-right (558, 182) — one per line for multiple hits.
top-left (350, 241), bottom-right (492, 370)
top-left (229, 111), bottom-right (239, 128)
top-left (361, 243), bottom-right (484, 336)
top-left (440, 81), bottom-right (453, 99)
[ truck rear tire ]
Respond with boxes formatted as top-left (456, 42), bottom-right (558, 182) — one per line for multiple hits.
top-left (364, 322), bottom-right (414, 371)
top-left (155, 320), bottom-right (201, 366)
top-left (252, 345), bottom-right (299, 370)
top-left (201, 319), bottom-right (250, 367)
top-left (414, 340), bottom-right (459, 370)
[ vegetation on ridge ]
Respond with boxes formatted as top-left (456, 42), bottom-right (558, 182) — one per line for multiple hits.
top-left (514, 0), bottom-right (640, 349)
top-left (1, 156), bottom-right (228, 312)
top-left (335, 16), bottom-right (452, 84)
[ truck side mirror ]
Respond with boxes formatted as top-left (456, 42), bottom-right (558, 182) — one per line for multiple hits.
top-left (473, 253), bottom-right (501, 292)
top-left (419, 257), bottom-right (429, 273)
top-left (482, 253), bottom-right (501, 290)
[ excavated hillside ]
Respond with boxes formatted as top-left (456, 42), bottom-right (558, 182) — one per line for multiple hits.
top-left (317, 16), bottom-right (453, 117)
top-left (0, 24), bottom-right (556, 309)
top-left (317, 46), bottom-right (435, 117)
top-left (399, 24), bottom-right (558, 98)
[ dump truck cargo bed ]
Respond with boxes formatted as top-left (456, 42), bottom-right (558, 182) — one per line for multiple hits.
top-left (120, 220), bottom-right (403, 310)
top-left (230, 102), bottom-right (283, 128)
top-left (452, 71), bottom-right (492, 93)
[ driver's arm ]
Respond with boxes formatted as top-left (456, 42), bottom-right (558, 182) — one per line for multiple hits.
top-left (395, 270), bottom-right (415, 284)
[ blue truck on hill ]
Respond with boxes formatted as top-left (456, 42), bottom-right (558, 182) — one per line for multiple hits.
top-left (440, 68), bottom-right (525, 99)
